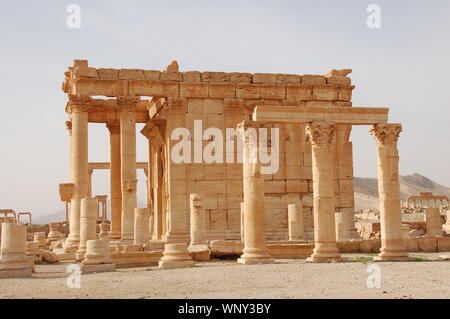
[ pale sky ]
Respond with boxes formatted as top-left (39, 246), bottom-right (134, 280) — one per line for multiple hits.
top-left (0, 0), bottom-right (449, 218)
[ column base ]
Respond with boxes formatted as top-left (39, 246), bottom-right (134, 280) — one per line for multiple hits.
top-left (373, 250), bottom-right (409, 261)
top-left (63, 239), bottom-right (79, 253)
top-left (238, 247), bottom-right (274, 265)
top-left (163, 231), bottom-right (190, 244)
top-left (307, 243), bottom-right (342, 263)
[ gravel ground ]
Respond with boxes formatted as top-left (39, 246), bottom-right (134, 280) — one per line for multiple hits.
top-left (1, 253), bottom-right (450, 299)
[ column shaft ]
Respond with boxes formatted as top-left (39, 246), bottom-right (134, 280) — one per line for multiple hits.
top-left (306, 122), bottom-right (342, 262)
top-left (237, 122), bottom-right (273, 265)
top-left (119, 97), bottom-right (138, 243)
top-left (65, 96), bottom-right (90, 252)
top-left (108, 121), bottom-right (122, 239)
top-left (370, 124), bottom-right (408, 261)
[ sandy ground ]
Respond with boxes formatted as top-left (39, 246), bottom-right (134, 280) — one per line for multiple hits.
top-left (1, 253), bottom-right (450, 299)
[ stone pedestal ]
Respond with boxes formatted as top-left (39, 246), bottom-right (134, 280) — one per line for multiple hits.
top-left (288, 203), bottom-right (305, 242)
top-left (159, 243), bottom-right (195, 269)
top-left (237, 122), bottom-right (274, 265)
top-left (76, 198), bottom-right (97, 261)
top-left (189, 194), bottom-right (206, 246)
top-left (425, 208), bottom-right (443, 236)
top-left (80, 239), bottom-right (115, 274)
top-left (370, 124), bottom-right (409, 261)
top-left (134, 208), bottom-right (150, 245)
top-left (305, 123), bottom-right (342, 262)
top-left (34, 232), bottom-right (48, 249)
top-left (0, 223), bottom-right (33, 278)
top-left (47, 223), bottom-right (62, 241)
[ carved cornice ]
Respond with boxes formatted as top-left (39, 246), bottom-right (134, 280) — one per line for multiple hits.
top-left (305, 122), bottom-right (336, 145)
top-left (116, 96), bottom-right (140, 109)
top-left (106, 120), bottom-right (120, 134)
top-left (369, 124), bottom-right (402, 146)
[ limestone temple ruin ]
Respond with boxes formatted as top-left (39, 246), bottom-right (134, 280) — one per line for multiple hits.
top-left (1, 59), bottom-right (450, 277)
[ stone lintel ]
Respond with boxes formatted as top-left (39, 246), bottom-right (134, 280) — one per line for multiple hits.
top-left (252, 106), bottom-right (389, 125)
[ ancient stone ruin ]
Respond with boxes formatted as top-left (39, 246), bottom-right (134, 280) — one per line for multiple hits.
top-left (1, 59), bottom-right (450, 278)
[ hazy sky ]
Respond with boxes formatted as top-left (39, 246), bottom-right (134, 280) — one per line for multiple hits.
top-left (1, 0), bottom-right (449, 218)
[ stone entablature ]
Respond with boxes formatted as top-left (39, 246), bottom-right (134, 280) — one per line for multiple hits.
top-left (62, 60), bottom-right (354, 103)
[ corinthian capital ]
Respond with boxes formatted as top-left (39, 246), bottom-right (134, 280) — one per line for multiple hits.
top-left (67, 94), bottom-right (91, 113)
top-left (369, 124), bottom-right (402, 146)
top-left (106, 120), bottom-right (120, 134)
top-left (305, 122), bottom-right (336, 145)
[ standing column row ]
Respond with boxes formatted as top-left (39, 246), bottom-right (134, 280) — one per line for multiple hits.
top-left (107, 120), bottom-right (122, 240)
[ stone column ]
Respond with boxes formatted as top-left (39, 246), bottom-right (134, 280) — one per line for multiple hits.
top-left (288, 203), bottom-right (304, 242)
top-left (106, 121), bottom-right (122, 240)
top-left (0, 223), bottom-right (32, 278)
top-left (370, 124), bottom-right (409, 261)
top-left (189, 194), bottom-right (206, 246)
top-left (306, 122), bottom-right (342, 262)
top-left (65, 120), bottom-right (72, 180)
top-left (87, 168), bottom-right (93, 198)
top-left (237, 122), bottom-right (273, 265)
top-left (118, 96), bottom-right (139, 243)
top-left (65, 95), bottom-right (90, 252)
top-left (134, 208), bottom-right (150, 245)
top-left (240, 202), bottom-right (245, 244)
top-left (152, 146), bottom-right (163, 239)
top-left (76, 198), bottom-right (97, 261)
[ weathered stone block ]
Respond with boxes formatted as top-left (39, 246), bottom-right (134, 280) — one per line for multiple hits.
top-left (143, 70), bottom-right (161, 80)
top-left (418, 236), bottom-right (438, 252)
top-left (230, 72), bottom-right (252, 83)
top-left (182, 71), bottom-right (201, 82)
top-left (286, 84), bottom-right (312, 100)
top-left (98, 68), bottom-right (119, 79)
top-left (202, 72), bottom-right (229, 82)
top-left (253, 73), bottom-right (277, 84)
top-left (276, 74), bottom-right (301, 84)
top-left (161, 71), bottom-right (182, 81)
top-left (129, 80), bottom-right (178, 97)
top-left (404, 237), bottom-right (419, 252)
top-left (326, 76), bottom-right (351, 85)
top-left (312, 85), bottom-right (338, 100)
top-left (236, 84), bottom-right (261, 99)
top-left (119, 69), bottom-right (145, 80)
top-left (437, 236), bottom-right (450, 252)
top-left (302, 75), bottom-right (326, 85)
top-left (208, 83), bottom-right (236, 98)
top-left (338, 86), bottom-right (355, 101)
top-left (260, 84), bottom-right (286, 100)
top-left (180, 82), bottom-right (208, 98)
